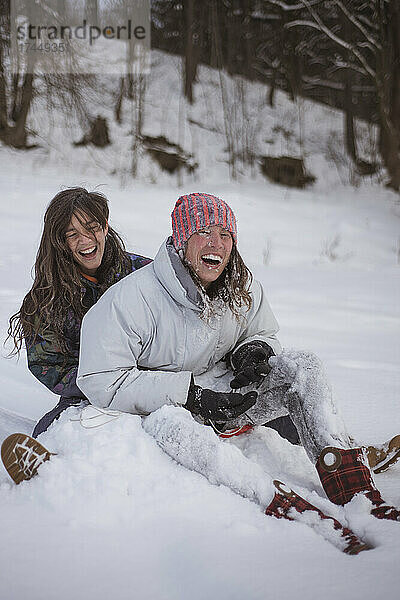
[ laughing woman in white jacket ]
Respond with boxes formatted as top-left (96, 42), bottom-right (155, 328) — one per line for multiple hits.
top-left (77, 193), bottom-right (400, 538)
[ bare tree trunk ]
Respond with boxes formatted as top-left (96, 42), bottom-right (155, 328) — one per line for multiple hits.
top-left (0, 43), bottom-right (8, 131)
top-left (341, 4), bottom-right (357, 162)
top-left (209, 0), bottom-right (218, 69)
top-left (344, 75), bottom-right (357, 161)
top-left (11, 73), bottom-right (20, 122)
top-left (380, 122), bottom-right (400, 189)
top-left (210, 0), bottom-right (236, 179)
top-left (130, 74), bottom-right (146, 178)
top-left (11, 72), bottom-right (34, 147)
top-left (225, 1), bottom-right (235, 74)
top-left (268, 60), bottom-right (279, 108)
top-left (377, 0), bottom-right (400, 190)
top-left (0, 0), bottom-right (9, 131)
top-left (115, 76), bottom-right (125, 124)
top-left (281, 10), bottom-right (298, 101)
top-left (242, 0), bottom-right (252, 78)
top-left (0, 0), bottom-right (35, 147)
top-left (184, 0), bottom-right (198, 103)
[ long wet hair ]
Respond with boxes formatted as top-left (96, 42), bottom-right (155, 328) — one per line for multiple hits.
top-left (8, 188), bottom-right (131, 355)
top-left (185, 243), bottom-right (253, 320)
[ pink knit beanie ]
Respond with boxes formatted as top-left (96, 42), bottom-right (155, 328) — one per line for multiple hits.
top-left (171, 192), bottom-right (237, 250)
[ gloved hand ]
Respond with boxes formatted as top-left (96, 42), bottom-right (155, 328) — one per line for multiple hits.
top-left (230, 341), bottom-right (274, 389)
top-left (185, 378), bottom-right (257, 423)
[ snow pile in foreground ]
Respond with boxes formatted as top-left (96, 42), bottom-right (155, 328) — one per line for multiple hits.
top-left (0, 406), bottom-right (399, 600)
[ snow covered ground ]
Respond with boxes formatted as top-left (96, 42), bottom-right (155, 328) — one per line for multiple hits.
top-left (0, 54), bottom-right (399, 598)
top-left (0, 148), bottom-right (399, 600)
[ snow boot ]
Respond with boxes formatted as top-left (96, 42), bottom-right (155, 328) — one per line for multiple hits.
top-left (316, 447), bottom-right (400, 521)
top-left (265, 480), bottom-right (370, 555)
top-left (1, 433), bottom-right (54, 485)
top-left (365, 435), bottom-right (400, 474)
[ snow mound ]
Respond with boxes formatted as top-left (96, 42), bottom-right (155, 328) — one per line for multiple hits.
top-left (1, 406), bottom-right (399, 600)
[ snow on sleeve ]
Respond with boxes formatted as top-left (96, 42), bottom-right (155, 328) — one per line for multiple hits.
top-left (268, 349), bottom-right (349, 443)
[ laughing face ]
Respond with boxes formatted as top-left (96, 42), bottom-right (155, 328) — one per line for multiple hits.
top-left (184, 225), bottom-right (233, 289)
top-left (65, 212), bottom-right (108, 276)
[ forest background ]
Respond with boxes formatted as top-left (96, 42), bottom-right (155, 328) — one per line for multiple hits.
top-left (0, 0), bottom-right (399, 190)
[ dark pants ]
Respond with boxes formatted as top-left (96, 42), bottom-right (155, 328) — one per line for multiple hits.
top-left (32, 397), bottom-right (88, 438)
top-left (265, 415), bottom-right (300, 445)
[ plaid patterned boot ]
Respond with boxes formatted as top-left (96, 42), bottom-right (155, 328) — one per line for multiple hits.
top-left (316, 447), bottom-right (400, 521)
top-left (265, 480), bottom-right (370, 555)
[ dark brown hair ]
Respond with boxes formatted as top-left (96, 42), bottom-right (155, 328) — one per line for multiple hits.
top-left (7, 187), bottom-right (130, 355)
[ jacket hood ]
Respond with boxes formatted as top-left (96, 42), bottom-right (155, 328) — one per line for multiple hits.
top-left (153, 237), bottom-right (204, 312)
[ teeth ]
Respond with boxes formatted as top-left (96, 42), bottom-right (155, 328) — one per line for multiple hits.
top-left (80, 246), bottom-right (96, 255)
top-left (202, 254), bottom-right (222, 264)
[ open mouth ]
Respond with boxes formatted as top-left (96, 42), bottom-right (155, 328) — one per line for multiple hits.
top-left (79, 245), bottom-right (97, 259)
top-left (201, 254), bottom-right (223, 267)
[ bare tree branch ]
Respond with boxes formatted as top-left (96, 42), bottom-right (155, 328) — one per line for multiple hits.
top-left (261, 0), bottom-right (323, 11)
top-left (286, 0), bottom-right (376, 79)
top-left (335, 0), bottom-right (381, 51)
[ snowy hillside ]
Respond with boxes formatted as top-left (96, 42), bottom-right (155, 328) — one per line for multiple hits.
top-left (0, 52), bottom-right (400, 600)
top-left (25, 51), bottom-right (382, 190)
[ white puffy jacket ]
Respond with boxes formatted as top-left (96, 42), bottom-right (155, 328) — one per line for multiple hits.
top-left (77, 238), bottom-right (281, 415)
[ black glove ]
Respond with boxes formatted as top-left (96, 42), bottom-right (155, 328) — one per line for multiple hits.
top-left (185, 378), bottom-right (257, 423)
top-left (230, 341), bottom-right (274, 389)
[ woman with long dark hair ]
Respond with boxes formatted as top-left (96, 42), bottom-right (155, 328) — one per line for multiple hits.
top-left (8, 187), bottom-right (151, 436)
